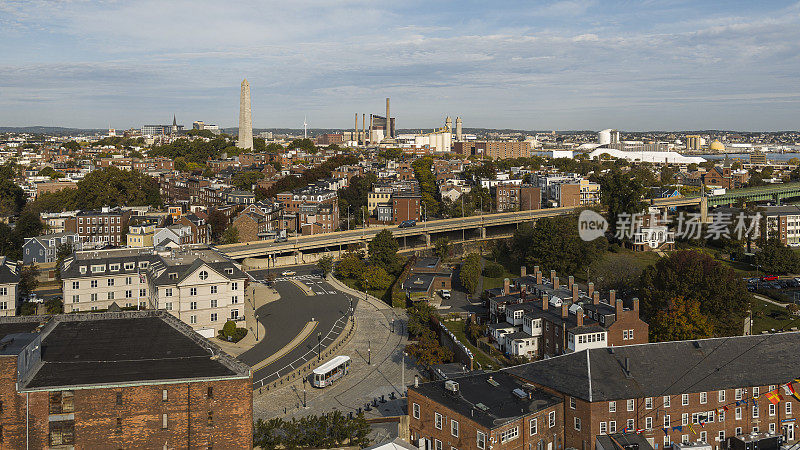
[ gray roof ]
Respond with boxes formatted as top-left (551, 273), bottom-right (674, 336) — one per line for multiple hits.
top-left (505, 332), bottom-right (800, 402)
top-left (0, 258), bottom-right (19, 284)
top-left (151, 259), bottom-right (247, 286)
top-left (410, 371), bottom-right (562, 430)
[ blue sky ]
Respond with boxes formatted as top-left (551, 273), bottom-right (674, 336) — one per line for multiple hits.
top-left (2, 0), bottom-right (800, 130)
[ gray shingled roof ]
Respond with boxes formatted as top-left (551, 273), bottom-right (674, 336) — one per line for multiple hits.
top-left (505, 332), bottom-right (800, 402)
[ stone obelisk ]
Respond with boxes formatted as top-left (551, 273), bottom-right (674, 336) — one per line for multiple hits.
top-left (238, 79), bottom-right (253, 150)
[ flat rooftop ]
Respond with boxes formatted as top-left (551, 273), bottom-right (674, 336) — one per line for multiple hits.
top-left (9, 312), bottom-right (249, 390)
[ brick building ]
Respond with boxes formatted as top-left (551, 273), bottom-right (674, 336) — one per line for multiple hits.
top-left (317, 133), bottom-right (344, 146)
top-left (409, 371), bottom-right (564, 450)
top-left (453, 141), bottom-right (532, 160)
top-left (495, 184), bottom-right (541, 212)
top-left (64, 207), bottom-right (133, 249)
top-left (276, 186), bottom-right (340, 234)
top-left (0, 311), bottom-right (252, 448)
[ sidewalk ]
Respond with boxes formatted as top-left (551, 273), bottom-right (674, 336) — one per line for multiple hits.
top-left (215, 282), bottom-right (278, 357)
top-left (753, 293), bottom-right (790, 307)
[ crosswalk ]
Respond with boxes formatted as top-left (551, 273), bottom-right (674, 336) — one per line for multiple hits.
top-left (271, 274), bottom-right (339, 295)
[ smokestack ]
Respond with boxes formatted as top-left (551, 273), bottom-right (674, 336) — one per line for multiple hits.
top-left (354, 113), bottom-right (358, 145)
top-left (386, 98), bottom-right (391, 139)
top-left (362, 113), bottom-right (366, 145)
top-left (456, 117), bottom-right (463, 141)
top-left (369, 114), bottom-right (374, 144)
top-left (521, 266), bottom-right (527, 278)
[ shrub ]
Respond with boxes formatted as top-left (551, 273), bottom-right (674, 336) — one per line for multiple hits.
top-left (222, 320), bottom-right (237, 337)
top-left (482, 261), bottom-right (503, 278)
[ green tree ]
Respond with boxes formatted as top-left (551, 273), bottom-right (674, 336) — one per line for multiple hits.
top-left (335, 251), bottom-right (366, 280)
top-left (220, 226), bottom-right (239, 245)
top-left (459, 253), bottom-right (482, 295)
top-left (231, 171), bottom-right (265, 191)
top-left (599, 171), bottom-right (647, 235)
top-left (407, 302), bottom-right (437, 338)
top-left (54, 241), bottom-right (75, 282)
top-left (19, 265), bottom-right (39, 296)
top-left (649, 296), bottom-right (714, 342)
top-left (368, 229), bottom-right (399, 270)
top-left (378, 148), bottom-right (404, 160)
top-left (63, 141), bottom-right (81, 151)
top-left (406, 329), bottom-right (453, 367)
top-left (287, 138), bottom-right (316, 152)
top-left (639, 250), bottom-right (751, 337)
top-left (433, 237), bottom-right (451, 259)
top-left (0, 179), bottom-right (25, 217)
top-left (754, 239), bottom-right (800, 274)
top-left (510, 216), bottom-right (606, 277)
top-left (317, 255), bottom-right (334, 278)
top-left (362, 265), bottom-right (392, 291)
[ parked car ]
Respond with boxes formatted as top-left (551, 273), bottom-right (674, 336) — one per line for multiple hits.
top-left (281, 270), bottom-right (296, 276)
top-left (440, 290), bottom-right (451, 299)
top-left (275, 236), bottom-right (288, 243)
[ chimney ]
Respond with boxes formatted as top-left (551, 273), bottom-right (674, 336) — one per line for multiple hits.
top-left (503, 278), bottom-right (510, 295)
top-left (587, 282), bottom-right (594, 297)
top-left (553, 276), bottom-right (559, 290)
top-left (521, 266), bottom-right (527, 278)
top-left (362, 113), bottom-right (366, 145)
top-left (561, 303), bottom-right (568, 319)
top-left (536, 270), bottom-right (542, 285)
top-left (550, 270), bottom-right (556, 285)
top-left (593, 291), bottom-right (600, 305)
top-left (568, 276), bottom-right (574, 291)
top-left (414, 375), bottom-right (419, 388)
top-left (354, 113), bottom-right (359, 145)
top-left (542, 294), bottom-right (549, 310)
top-left (533, 265), bottom-right (539, 275)
top-left (624, 357), bottom-right (631, 376)
top-left (633, 297), bottom-right (640, 312)
top-left (616, 299), bottom-right (623, 317)
top-left (609, 289), bottom-right (616, 305)
top-left (576, 306), bottom-right (583, 327)
top-left (572, 283), bottom-right (579, 302)
top-left (385, 97), bottom-right (391, 138)
top-left (369, 114), bottom-right (374, 144)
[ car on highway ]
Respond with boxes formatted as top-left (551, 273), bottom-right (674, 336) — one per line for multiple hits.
top-left (398, 220), bottom-right (417, 228)
top-left (281, 270), bottom-right (296, 276)
top-left (275, 236), bottom-right (288, 243)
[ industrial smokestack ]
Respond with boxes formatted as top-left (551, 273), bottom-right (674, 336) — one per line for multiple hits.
top-left (354, 113), bottom-right (358, 145)
top-left (362, 113), bottom-right (366, 146)
top-left (456, 117), bottom-right (463, 141)
top-left (385, 98), bottom-right (391, 139)
top-left (369, 114), bottom-right (374, 144)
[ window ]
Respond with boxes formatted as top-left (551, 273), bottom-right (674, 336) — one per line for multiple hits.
top-left (719, 411), bottom-right (726, 422)
top-left (162, 389), bottom-right (168, 401)
top-left (500, 426), bottom-right (519, 443)
top-left (609, 401), bottom-right (616, 412)
top-left (719, 390), bottom-right (726, 402)
top-left (190, 315), bottom-right (197, 324)
top-left (735, 388), bottom-right (743, 400)
top-left (231, 282), bottom-right (238, 290)
top-left (692, 413), bottom-right (699, 424)
top-left (664, 435), bottom-right (671, 446)
top-left (769, 423), bottom-right (776, 433)
top-left (165, 302), bottom-right (172, 310)
top-left (549, 411), bottom-right (556, 427)
top-left (165, 288), bottom-right (172, 297)
top-left (207, 411), bottom-right (213, 426)
top-left (211, 313), bottom-right (217, 322)
top-left (72, 281), bottom-right (79, 290)
top-left (719, 431), bottom-right (725, 442)
top-left (682, 394), bottom-right (689, 406)
top-left (769, 404), bottom-right (776, 416)
top-left (107, 292), bottom-right (114, 300)
top-left (753, 405), bottom-right (759, 418)
top-left (736, 407), bottom-right (742, 420)
top-left (700, 392), bottom-right (707, 404)
top-left (190, 301), bottom-right (198, 310)
top-left (162, 414), bottom-right (168, 429)
top-left (140, 288), bottom-right (146, 297)
top-left (116, 392), bottom-right (122, 405)
top-left (609, 421), bottom-right (617, 433)
top-left (190, 287), bottom-right (197, 296)
top-left (787, 402), bottom-right (793, 415)
top-left (211, 299), bottom-right (217, 308)
top-left (91, 280), bottom-right (98, 288)
top-left (107, 278), bottom-right (114, 286)
top-left (207, 387), bottom-right (213, 398)
top-left (682, 413), bottom-right (688, 425)
top-left (645, 397), bottom-right (653, 409)
top-left (412, 403), bottom-right (420, 419)
top-left (664, 396), bottom-right (671, 408)
top-left (72, 295), bottom-right (79, 303)
top-left (90, 293), bottom-right (97, 302)
top-left (627, 399), bottom-right (635, 411)
top-left (574, 417), bottom-right (581, 431)
top-left (570, 397), bottom-right (576, 409)
top-left (645, 417), bottom-right (652, 430)
top-left (627, 419), bottom-right (635, 430)
top-left (664, 415), bottom-right (671, 427)
top-left (116, 418), bottom-right (122, 434)
top-left (451, 419), bottom-right (459, 437)
top-left (476, 431), bottom-right (486, 450)
top-left (531, 418), bottom-right (538, 435)
top-left (211, 286), bottom-right (218, 294)
top-left (753, 387), bottom-right (760, 397)
top-left (682, 435), bottom-right (689, 444)
top-left (231, 309), bottom-right (239, 320)
top-left (700, 431), bottom-right (707, 442)
top-left (125, 290), bottom-right (132, 298)
top-left (435, 412), bottom-right (443, 430)
top-left (708, 411), bottom-right (715, 422)
top-left (231, 296), bottom-right (239, 304)
top-left (769, 385), bottom-right (776, 392)
top-left (600, 422), bottom-right (607, 434)
top-left (752, 426), bottom-right (759, 433)
top-left (434, 440), bottom-right (442, 450)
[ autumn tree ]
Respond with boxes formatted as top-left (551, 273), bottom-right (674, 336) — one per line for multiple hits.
top-left (406, 329), bottom-right (453, 367)
top-left (649, 296), bottom-right (714, 342)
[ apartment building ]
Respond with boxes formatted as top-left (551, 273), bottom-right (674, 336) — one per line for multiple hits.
top-left (453, 141), bottom-right (532, 159)
top-left (0, 311), bottom-right (252, 448)
top-left (486, 267), bottom-right (648, 359)
top-left (60, 247), bottom-right (248, 337)
top-left (126, 221), bottom-right (157, 248)
top-left (276, 185), bottom-right (340, 234)
top-left (367, 181), bottom-right (422, 224)
top-left (64, 207), bottom-right (133, 249)
top-left (495, 184), bottom-right (541, 212)
top-left (762, 206), bottom-right (800, 246)
top-left (22, 232), bottom-right (81, 265)
top-left (534, 176), bottom-right (600, 208)
top-left (39, 210), bottom-right (77, 234)
top-left (0, 257), bottom-right (18, 317)
top-left (409, 371), bottom-right (564, 450)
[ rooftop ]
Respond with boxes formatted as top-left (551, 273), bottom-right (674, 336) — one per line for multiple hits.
top-left (411, 371), bottom-right (562, 430)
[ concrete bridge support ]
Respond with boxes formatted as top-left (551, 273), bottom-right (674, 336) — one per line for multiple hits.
top-left (480, 227), bottom-right (486, 239)
top-left (424, 233), bottom-right (431, 247)
top-left (700, 197), bottom-right (709, 223)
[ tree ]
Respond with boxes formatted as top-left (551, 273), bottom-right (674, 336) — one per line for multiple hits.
top-left (639, 250), bottom-right (751, 337)
top-left (362, 265), bottom-right (392, 291)
top-left (335, 251), bottom-right (365, 280)
top-left (220, 226), bottom-right (239, 245)
top-left (407, 302), bottom-right (437, 338)
top-left (287, 138), bottom-right (316, 152)
top-left (207, 209), bottom-right (228, 240)
top-left (599, 171), bottom-right (646, 236)
top-left (231, 171), bottom-right (265, 191)
top-left (378, 148), bottom-right (404, 160)
top-left (433, 238), bottom-right (451, 259)
top-left (459, 253), bottom-right (482, 295)
top-left (368, 229), bottom-right (399, 270)
top-left (0, 179), bottom-right (25, 217)
top-left (510, 216), bottom-right (606, 277)
top-left (317, 255), bottom-right (334, 278)
top-left (63, 141), bottom-right (80, 151)
top-left (649, 296), bottom-right (714, 342)
top-left (54, 241), bottom-right (74, 282)
top-left (19, 265), bottom-right (39, 296)
top-left (406, 329), bottom-right (453, 367)
top-left (754, 239), bottom-right (800, 274)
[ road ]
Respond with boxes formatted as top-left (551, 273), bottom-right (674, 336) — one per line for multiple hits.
top-left (241, 265), bottom-right (353, 389)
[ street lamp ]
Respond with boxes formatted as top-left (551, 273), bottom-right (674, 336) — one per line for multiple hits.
top-left (368, 340), bottom-right (371, 365)
top-left (317, 331), bottom-right (322, 361)
top-left (303, 378), bottom-right (307, 407)
top-left (255, 313), bottom-right (260, 341)
top-left (401, 351), bottom-right (406, 398)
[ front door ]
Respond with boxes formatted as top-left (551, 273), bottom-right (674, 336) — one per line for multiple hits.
top-left (785, 423), bottom-right (795, 441)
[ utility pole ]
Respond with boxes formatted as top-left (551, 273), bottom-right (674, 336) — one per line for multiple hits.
top-left (317, 332), bottom-right (321, 361)
top-left (368, 340), bottom-right (371, 365)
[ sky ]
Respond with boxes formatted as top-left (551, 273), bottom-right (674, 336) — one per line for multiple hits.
top-left (2, 0), bottom-right (800, 131)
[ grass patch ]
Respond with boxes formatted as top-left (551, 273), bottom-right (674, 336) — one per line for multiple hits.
top-left (339, 277), bottom-right (393, 305)
top-left (751, 299), bottom-right (799, 334)
top-left (441, 319), bottom-right (498, 371)
top-left (482, 269), bottom-right (518, 291)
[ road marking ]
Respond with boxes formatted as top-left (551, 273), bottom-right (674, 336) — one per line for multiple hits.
top-left (251, 321), bottom-right (318, 371)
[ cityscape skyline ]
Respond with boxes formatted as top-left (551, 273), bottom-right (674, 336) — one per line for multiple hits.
top-left (3, 1), bottom-right (800, 131)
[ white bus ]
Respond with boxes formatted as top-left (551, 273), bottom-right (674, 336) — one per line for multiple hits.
top-left (311, 355), bottom-right (351, 388)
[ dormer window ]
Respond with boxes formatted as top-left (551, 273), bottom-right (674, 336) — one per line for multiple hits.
top-left (225, 268), bottom-right (233, 275)
top-left (79, 266), bottom-right (87, 274)
top-left (91, 265), bottom-right (105, 273)
top-left (169, 273), bottom-right (177, 280)
top-left (139, 262), bottom-right (149, 269)
top-left (124, 262), bottom-right (134, 270)
top-left (109, 264), bottom-right (120, 272)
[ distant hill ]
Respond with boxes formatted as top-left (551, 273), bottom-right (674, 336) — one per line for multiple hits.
top-left (0, 126), bottom-right (105, 136)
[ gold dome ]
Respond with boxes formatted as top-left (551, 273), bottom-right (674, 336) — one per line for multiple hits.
top-left (710, 140), bottom-right (725, 151)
